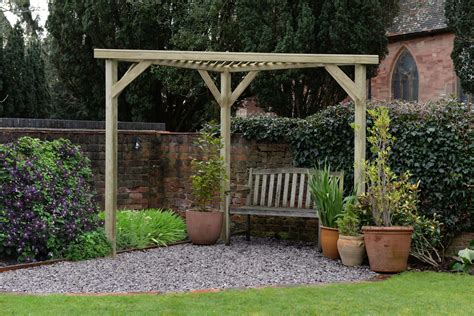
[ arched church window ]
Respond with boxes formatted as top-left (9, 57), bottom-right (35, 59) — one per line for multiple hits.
top-left (391, 49), bottom-right (419, 101)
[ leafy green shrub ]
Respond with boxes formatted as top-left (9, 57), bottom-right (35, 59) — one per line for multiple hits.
top-left (190, 122), bottom-right (226, 211)
top-left (233, 100), bottom-right (473, 239)
top-left (64, 229), bottom-right (111, 261)
top-left (0, 137), bottom-right (101, 262)
top-left (450, 240), bottom-right (474, 274)
top-left (109, 209), bottom-right (186, 250)
top-left (337, 197), bottom-right (361, 236)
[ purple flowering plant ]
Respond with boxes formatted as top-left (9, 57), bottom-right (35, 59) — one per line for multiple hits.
top-left (0, 137), bottom-right (102, 262)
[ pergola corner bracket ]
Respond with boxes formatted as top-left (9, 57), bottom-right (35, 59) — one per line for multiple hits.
top-left (230, 71), bottom-right (259, 105)
top-left (111, 60), bottom-right (152, 98)
top-left (324, 65), bottom-right (363, 102)
top-left (198, 70), bottom-right (222, 106)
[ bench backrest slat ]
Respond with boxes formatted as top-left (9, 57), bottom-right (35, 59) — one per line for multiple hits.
top-left (247, 168), bottom-right (344, 209)
top-left (289, 173), bottom-right (298, 208)
top-left (298, 173), bottom-right (306, 208)
top-left (267, 174), bottom-right (275, 207)
top-left (253, 174), bottom-right (260, 205)
top-left (274, 173), bottom-right (283, 207)
top-left (260, 174), bottom-right (268, 206)
top-left (282, 173), bottom-right (290, 207)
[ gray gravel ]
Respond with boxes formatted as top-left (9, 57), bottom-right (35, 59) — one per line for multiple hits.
top-left (0, 237), bottom-right (376, 293)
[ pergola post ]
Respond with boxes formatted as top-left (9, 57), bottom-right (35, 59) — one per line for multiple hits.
top-left (220, 71), bottom-right (232, 245)
top-left (105, 59), bottom-right (118, 256)
top-left (354, 64), bottom-right (367, 194)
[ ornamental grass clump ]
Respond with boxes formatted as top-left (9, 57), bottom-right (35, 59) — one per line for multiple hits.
top-left (0, 137), bottom-right (101, 262)
top-left (190, 122), bottom-right (227, 211)
top-left (113, 209), bottom-right (186, 250)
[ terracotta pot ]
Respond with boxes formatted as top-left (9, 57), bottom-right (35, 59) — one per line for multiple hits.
top-left (337, 235), bottom-right (365, 266)
top-left (186, 210), bottom-right (223, 245)
top-left (320, 226), bottom-right (340, 259)
top-left (362, 226), bottom-right (413, 273)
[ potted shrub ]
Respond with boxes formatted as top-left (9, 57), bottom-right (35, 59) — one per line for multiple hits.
top-left (309, 165), bottom-right (344, 259)
top-left (336, 198), bottom-right (365, 266)
top-left (361, 106), bottom-right (415, 273)
top-left (187, 123), bottom-right (227, 245)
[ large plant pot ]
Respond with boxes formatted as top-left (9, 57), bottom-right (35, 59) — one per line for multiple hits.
top-left (186, 210), bottom-right (223, 245)
top-left (337, 235), bottom-right (365, 266)
top-left (362, 226), bottom-right (413, 273)
top-left (320, 226), bottom-right (340, 259)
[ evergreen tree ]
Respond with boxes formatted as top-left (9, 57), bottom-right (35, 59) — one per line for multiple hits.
top-left (236, 0), bottom-right (396, 117)
top-left (47, 0), bottom-right (399, 129)
top-left (0, 36), bottom-right (4, 104)
top-left (445, 0), bottom-right (474, 95)
top-left (25, 39), bottom-right (50, 117)
top-left (1, 23), bottom-right (26, 117)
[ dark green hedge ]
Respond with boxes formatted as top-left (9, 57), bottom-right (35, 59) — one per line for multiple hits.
top-left (232, 100), bottom-right (473, 238)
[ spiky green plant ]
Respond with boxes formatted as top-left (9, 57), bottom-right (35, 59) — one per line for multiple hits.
top-left (308, 165), bottom-right (344, 228)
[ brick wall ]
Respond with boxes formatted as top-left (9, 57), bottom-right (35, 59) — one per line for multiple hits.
top-left (0, 128), bottom-right (318, 241)
top-left (446, 232), bottom-right (474, 256)
top-left (371, 32), bottom-right (458, 102)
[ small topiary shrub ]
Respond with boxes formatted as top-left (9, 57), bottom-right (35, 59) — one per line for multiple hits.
top-left (233, 100), bottom-right (472, 241)
top-left (0, 137), bottom-right (101, 262)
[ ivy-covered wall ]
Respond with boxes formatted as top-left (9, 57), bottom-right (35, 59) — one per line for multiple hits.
top-left (233, 100), bottom-right (473, 238)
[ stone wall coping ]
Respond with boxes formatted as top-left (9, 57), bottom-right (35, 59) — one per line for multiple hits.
top-left (0, 127), bottom-right (249, 137)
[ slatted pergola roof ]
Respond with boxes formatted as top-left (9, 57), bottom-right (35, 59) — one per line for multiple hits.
top-left (94, 49), bottom-right (379, 255)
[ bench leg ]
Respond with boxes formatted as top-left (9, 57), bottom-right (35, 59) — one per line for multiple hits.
top-left (246, 215), bottom-right (251, 241)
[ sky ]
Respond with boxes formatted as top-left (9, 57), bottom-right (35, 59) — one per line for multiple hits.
top-left (4, 0), bottom-right (49, 30)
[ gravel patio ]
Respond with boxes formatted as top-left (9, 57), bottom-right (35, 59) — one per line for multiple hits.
top-left (0, 237), bottom-right (376, 294)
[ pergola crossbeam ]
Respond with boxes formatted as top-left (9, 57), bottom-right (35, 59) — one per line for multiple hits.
top-left (95, 49), bottom-right (378, 65)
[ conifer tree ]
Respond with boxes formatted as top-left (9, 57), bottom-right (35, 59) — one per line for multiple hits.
top-left (445, 0), bottom-right (474, 95)
top-left (25, 39), bottom-right (50, 117)
top-left (47, 0), bottom-right (399, 129)
top-left (2, 23), bottom-right (26, 117)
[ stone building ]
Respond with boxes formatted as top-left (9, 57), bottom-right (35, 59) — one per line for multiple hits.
top-left (370, 0), bottom-right (470, 103)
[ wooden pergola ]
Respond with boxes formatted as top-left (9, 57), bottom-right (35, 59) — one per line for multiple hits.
top-left (94, 49), bottom-right (379, 255)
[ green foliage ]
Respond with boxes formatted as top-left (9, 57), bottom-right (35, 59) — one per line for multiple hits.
top-left (109, 209), bottom-right (186, 250)
top-left (232, 100), bottom-right (473, 240)
top-left (445, 0), bottom-right (474, 95)
top-left (190, 122), bottom-right (226, 211)
top-left (64, 230), bottom-right (111, 261)
top-left (235, 0), bottom-right (397, 118)
top-left (0, 137), bottom-right (101, 262)
top-left (363, 106), bottom-right (419, 227)
top-left (450, 241), bottom-right (474, 273)
top-left (308, 165), bottom-right (344, 228)
top-left (336, 197), bottom-right (361, 236)
top-left (46, 0), bottom-right (217, 130)
top-left (393, 206), bottom-right (444, 267)
top-left (46, 0), bottom-right (398, 129)
top-left (0, 23), bottom-right (50, 118)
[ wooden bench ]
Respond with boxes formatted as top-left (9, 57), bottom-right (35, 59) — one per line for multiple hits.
top-left (229, 167), bottom-right (344, 248)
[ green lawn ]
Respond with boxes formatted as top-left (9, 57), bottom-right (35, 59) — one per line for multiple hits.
top-left (0, 272), bottom-right (472, 315)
